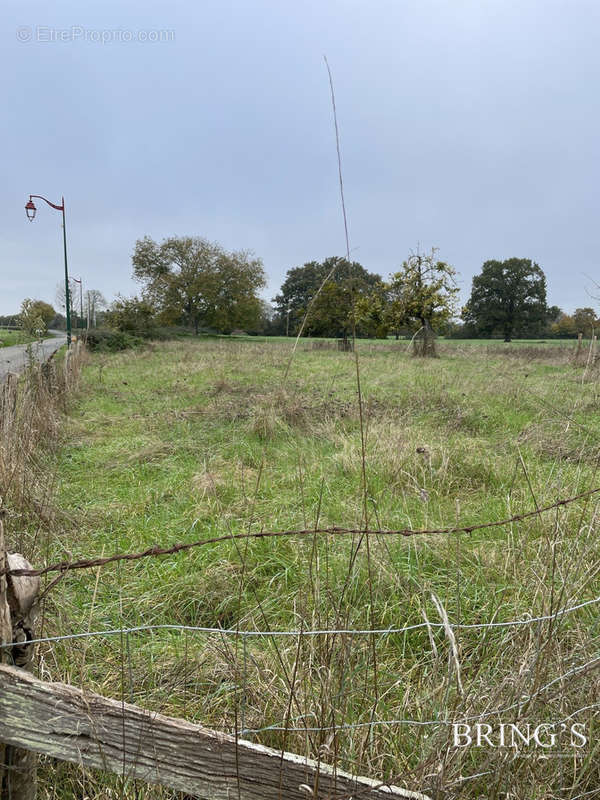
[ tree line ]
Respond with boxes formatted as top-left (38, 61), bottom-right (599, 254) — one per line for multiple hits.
top-left (271, 254), bottom-right (597, 343)
top-left (12, 234), bottom-right (597, 347)
top-left (3, 288), bottom-right (108, 339)
top-left (107, 235), bottom-right (594, 345)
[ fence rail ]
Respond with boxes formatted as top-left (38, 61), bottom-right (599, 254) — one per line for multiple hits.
top-left (0, 665), bottom-right (429, 800)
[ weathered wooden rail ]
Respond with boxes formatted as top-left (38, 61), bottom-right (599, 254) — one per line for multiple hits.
top-left (0, 664), bottom-right (429, 800)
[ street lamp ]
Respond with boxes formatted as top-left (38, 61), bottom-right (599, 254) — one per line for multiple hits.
top-left (24, 194), bottom-right (71, 347)
top-left (71, 276), bottom-right (83, 330)
top-left (25, 200), bottom-right (36, 220)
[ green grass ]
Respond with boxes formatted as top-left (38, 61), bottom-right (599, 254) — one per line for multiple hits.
top-left (0, 328), bottom-right (37, 347)
top-left (439, 336), bottom-right (583, 345)
top-left (20, 337), bottom-right (600, 798)
top-left (0, 327), bottom-right (57, 347)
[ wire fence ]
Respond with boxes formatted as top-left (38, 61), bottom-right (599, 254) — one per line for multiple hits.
top-left (3, 484), bottom-right (599, 579)
top-left (2, 602), bottom-right (598, 737)
top-left (2, 590), bottom-right (599, 646)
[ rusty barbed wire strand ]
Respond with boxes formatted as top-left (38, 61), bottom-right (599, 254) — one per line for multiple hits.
top-left (3, 486), bottom-right (599, 579)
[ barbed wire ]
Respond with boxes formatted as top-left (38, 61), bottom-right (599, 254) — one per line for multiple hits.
top-left (3, 486), bottom-right (599, 579)
top-left (1, 591), bottom-right (598, 650)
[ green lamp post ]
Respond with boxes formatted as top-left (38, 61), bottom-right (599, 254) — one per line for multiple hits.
top-left (25, 194), bottom-right (71, 347)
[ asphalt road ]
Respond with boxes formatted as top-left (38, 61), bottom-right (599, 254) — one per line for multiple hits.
top-left (0, 333), bottom-right (67, 381)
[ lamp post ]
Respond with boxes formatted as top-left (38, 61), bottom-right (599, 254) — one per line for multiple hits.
top-left (72, 276), bottom-right (83, 330)
top-left (25, 195), bottom-right (71, 347)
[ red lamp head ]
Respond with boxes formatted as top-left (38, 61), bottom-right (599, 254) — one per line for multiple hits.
top-left (25, 199), bottom-right (37, 221)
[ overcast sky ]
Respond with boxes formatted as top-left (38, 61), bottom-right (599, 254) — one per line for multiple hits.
top-left (1, 0), bottom-right (599, 315)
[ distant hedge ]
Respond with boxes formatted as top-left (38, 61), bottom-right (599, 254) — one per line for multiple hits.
top-left (84, 329), bottom-right (144, 352)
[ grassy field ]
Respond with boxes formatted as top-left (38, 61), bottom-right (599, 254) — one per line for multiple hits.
top-left (221, 333), bottom-right (585, 347)
top-left (11, 335), bottom-right (600, 798)
top-left (0, 328), bottom-right (39, 347)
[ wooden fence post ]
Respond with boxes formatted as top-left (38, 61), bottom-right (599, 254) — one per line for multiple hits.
top-left (575, 331), bottom-right (583, 363)
top-left (0, 519), bottom-right (40, 800)
top-left (1, 374), bottom-right (17, 433)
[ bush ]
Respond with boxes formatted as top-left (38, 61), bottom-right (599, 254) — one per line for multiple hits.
top-left (104, 296), bottom-right (157, 338)
top-left (84, 329), bottom-right (143, 352)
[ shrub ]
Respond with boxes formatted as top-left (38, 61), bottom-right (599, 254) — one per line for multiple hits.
top-left (84, 329), bottom-right (143, 352)
top-left (104, 296), bottom-right (157, 338)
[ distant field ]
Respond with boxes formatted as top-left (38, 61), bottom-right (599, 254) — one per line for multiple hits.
top-left (440, 337), bottom-right (585, 348)
top-left (0, 328), bottom-right (36, 347)
top-left (440, 336), bottom-right (580, 345)
top-left (228, 332), bottom-right (584, 348)
top-left (18, 336), bottom-right (600, 798)
top-left (0, 327), bottom-right (56, 348)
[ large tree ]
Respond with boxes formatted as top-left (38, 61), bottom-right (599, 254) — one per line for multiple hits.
top-left (572, 307), bottom-right (597, 335)
top-left (19, 298), bottom-right (55, 337)
top-left (384, 249), bottom-right (459, 356)
top-left (551, 313), bottom-right (576, 338)
top-left (463, 258), bottom-right (548, 342)
top-left (28, 300), bottom-right (55, 326)
top-left (132, 236), bottom-right (266, 334)
top-left (273, 257), bottom-right (382, 338)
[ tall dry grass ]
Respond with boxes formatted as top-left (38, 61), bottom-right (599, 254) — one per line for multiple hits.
top-left (0, 343), bottom-right (86, 543)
